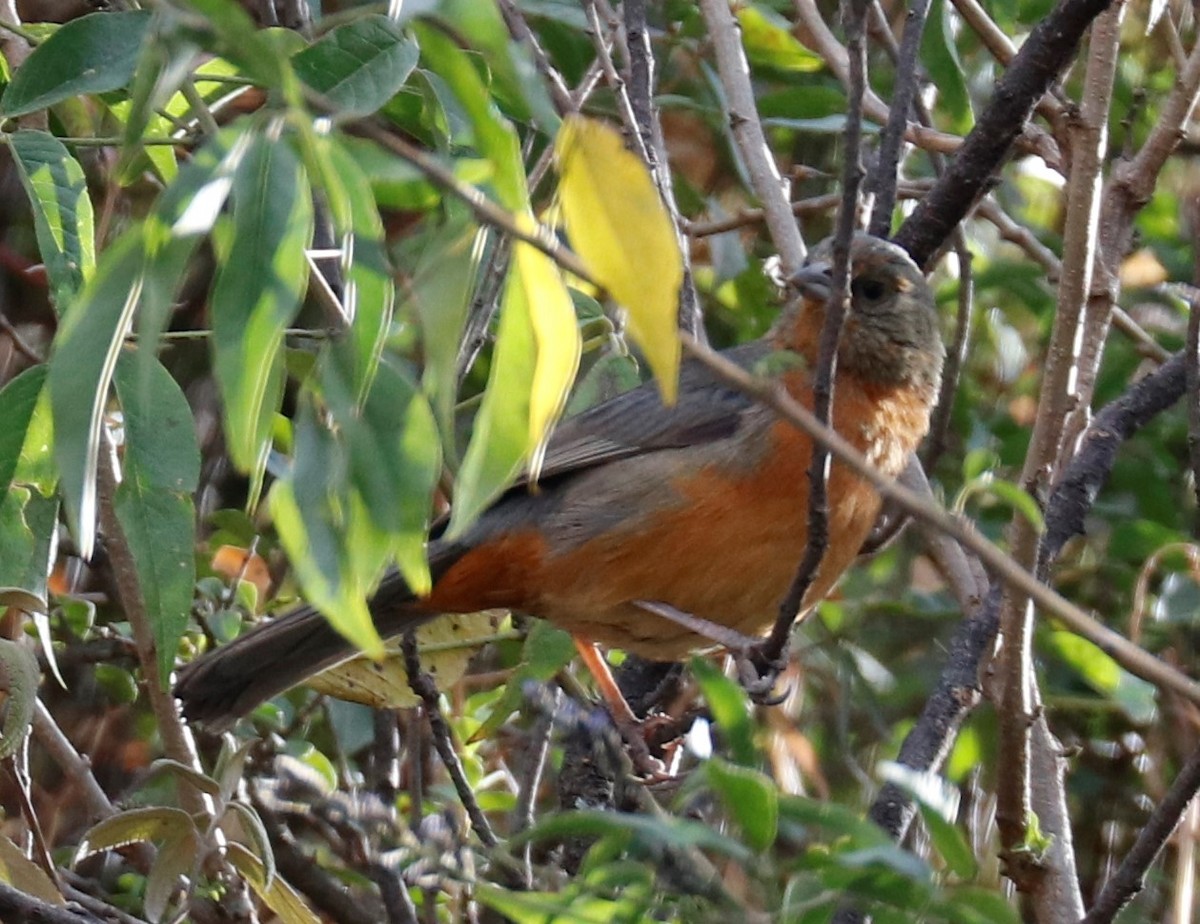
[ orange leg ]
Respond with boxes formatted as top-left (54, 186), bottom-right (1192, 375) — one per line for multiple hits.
top-left (572, 635), bottom-right (666, 778)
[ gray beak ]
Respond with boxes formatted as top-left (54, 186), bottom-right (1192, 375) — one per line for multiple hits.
top-left (788, 261), bottom-right (832, 302)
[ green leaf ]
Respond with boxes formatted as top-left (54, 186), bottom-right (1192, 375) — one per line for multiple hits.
top-left (145, 758), bottom-right (223, 798)
top-left (473, 621), bottom-right (575, 740)
top-left (705, 757), bottom-right (778, 851)
top-left (737, 5), bottom-right (823, 73)
top-left (269, 401), bottom-right (387, 660)
top-left (322, 138), bottom-right (396, 406)
top-left (417, 25), bottom-right (528, 212)
top-left (49, 228), bottom-right (146, 560)
top-left (691, 657), bottom-right (757, 766)
top-left (9, 131), bottom-right (95, 311)
top-left (174, 0), bottom-right (293, 94)
top-left (0, 11), bottom-right (152, 117)
top-left (334, 361), bottom-right (440, 595)
top-left (516, 809), bottom-right (754, 863)
top-left (474, 884), bottom-right (640, 924)
top-left (0, 489), bottom-right (58, 616)
top-left (293, 15), bottom-right (419, 116)
top-left (221, 801), bottom-right (275, 889)
top-left (76, 806), bottom-right (196, 862)
top-left (1045, 630), bottom-right (1158, 724)
top-left (403, 207), bottom-right (480, 447)
top-left (0, 366), bottom-right (49, 494)
top-left (113, 357), bottom-right (199, 683)
top-left (921, 0), bottom-right (973, 133)
top-left (144, 828), bottom-right (199, 923)
top-left (211, 132), bottom-right (313, 476)
top-left (0, 639), bottom-right (38, 759)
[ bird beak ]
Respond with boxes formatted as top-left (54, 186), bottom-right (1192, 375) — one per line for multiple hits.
top-left (788, 261), bottom-right (832, 302)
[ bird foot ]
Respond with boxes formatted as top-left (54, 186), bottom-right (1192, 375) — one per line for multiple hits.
top-left (735, 644), bottom-right (792, 706)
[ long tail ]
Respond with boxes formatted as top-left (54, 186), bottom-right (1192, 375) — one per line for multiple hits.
top-left (175, 550), bottom-right (460, 728)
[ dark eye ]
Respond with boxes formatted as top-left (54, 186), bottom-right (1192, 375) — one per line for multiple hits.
top-left (853, 277), bottom-right (888, 302)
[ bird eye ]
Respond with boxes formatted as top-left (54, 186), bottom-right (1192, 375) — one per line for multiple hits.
top-left (853, 277), bottom-right (888, 302)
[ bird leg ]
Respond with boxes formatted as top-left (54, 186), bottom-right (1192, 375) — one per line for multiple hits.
top-left (571, 636), bottom-right (667, 779)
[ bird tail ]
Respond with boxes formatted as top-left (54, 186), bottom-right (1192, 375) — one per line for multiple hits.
top-left (174, 547), bottom-right (463, 728)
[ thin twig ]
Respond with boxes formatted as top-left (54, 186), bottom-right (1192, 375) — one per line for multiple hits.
top-left (401, 632), bottom-right (498, 848)
top-left (764, 0), bottom-right (867, 668)
top-left (868, 0), bottom-right (931, 235)
top-left (699, 0), bottom-right (807, 271)
top-left (1082, 741), bottom-right (1200, 923)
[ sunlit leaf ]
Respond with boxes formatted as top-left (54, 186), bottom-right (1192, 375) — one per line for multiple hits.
top-left (450, 234), bottom-right (579, 535)
top-left (211, 132), bottom-right (313, 478)
top-left (736, 5), bottom-right (823, 73)
top-left (555, 116), bottom-right (682, 402)
top-left (9, 131), bottom-right (95, 312)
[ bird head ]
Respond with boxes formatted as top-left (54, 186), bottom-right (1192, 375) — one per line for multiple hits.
top-left (780, 233), bottom-right (945, 397)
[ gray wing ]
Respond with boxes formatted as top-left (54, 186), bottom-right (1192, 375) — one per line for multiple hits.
top-left (533, 341), bottom-right (769, 482)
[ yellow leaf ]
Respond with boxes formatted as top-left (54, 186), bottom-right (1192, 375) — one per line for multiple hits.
top-left (555, 116), bottom-right (682, 403)
top-left (512, 225), bottom-right (581, 475)
top-left (307, 611), bottom-right (503, 708)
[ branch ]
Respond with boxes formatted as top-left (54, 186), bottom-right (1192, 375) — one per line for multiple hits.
top-left (699, 0), bottom-right (807, 272)
top-left (895, 0), bottom-right (1117, 267)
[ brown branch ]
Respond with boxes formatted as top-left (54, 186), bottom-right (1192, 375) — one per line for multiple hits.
top-left (895, 0), bottom-right (1117, 267)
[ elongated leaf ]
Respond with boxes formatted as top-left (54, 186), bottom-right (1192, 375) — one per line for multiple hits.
top-left (269, 402), bottom-right (386, 659)
top-left (336, 361), bottom-right (440, 594)
top-left (0, 639), bottom-right (38, 759)
top-left (450, 234), bottom-right (578, 535)
top-left (0, 11), bottom-right (152, 117)
top-left (76, 806), bottom-right (195, 862)
top-left (173, 0), bottom-right (292, 93)
top-left (221, 801), bottom-right (275, 889)
top-left (0, 833), bottom-right (64, 905)
top-left (226, 842), bottom-right (321, 924)
top-left (736, 5), bottom-right (823, 73)
top-left (144, 828), bottom-right (199, 923)
top-left (211, 133), bottom-right (313, 475)
top-left (555, 116), bottom-right (682, 401)
top-left (0, 366), bottom-right (48, 494)
top-left (516, 809), bottom-right (754, 863)
top-left (0, 489), bottom-right (57, 615)
top-left (324, 138), bottom-right (395, 405)
top-left (9, 131), bottom-right (95, 311)
top-left (922, 0), bottom-right (972, 133)
top-left (472, 621), bottom-right (575, 740)
top-left (878, 762), bottom-right (976, 880)
top-left (293, 15), bottom-right (418, 116)
top-left (417, 26), bottom-right (528, 211)
top-left (404, 207), bottom-right (479, 443)
top-left (49, 229), bottom-right (146, 560)
top-left (113, 358), bottom-right (199, 683)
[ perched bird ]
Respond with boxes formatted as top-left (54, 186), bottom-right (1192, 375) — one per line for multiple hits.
top-left (176, 234), bottom-right (944, 726)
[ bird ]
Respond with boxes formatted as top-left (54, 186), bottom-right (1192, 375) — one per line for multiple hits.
top-left (175, 233), bottom-right (945, 727)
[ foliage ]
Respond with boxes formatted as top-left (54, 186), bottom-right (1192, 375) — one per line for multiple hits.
top-left (0, 0), bottom-right (1194, 922)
